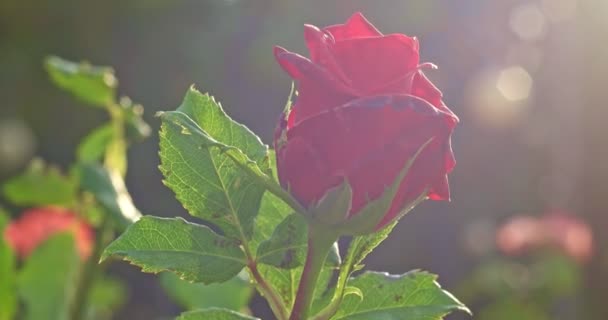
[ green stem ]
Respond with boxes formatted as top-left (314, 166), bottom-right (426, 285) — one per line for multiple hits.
top-left (289, 224), bottom-right (339, 320)
top-left (68, 218), bottom-right (114, 320)
top-left (69, 102), bottom-right (125, 319)
top-left (248, 262), bottom-right (289, 320)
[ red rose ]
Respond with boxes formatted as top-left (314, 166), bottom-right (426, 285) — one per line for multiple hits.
top-left (273, 13), bottom-right (458, 228)
top-left (4, 207), bottom-right (94, 260)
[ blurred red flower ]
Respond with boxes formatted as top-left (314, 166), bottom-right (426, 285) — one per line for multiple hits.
top-left (496, 210), bottom-right (593, 263)
top-left (4, 206), bottom-right (94, 260)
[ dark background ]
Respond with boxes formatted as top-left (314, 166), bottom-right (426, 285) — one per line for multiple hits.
top-left (1, 0), bottom-right (606, 319)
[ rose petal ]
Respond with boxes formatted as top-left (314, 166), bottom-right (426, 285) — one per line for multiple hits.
top-left (282, 95), bottom-right (455, 215)
top-left (303, 24), bottom-right (350, 84)
top-left (274, 46), bottom-right (356, 121)
top-left (412, 70), bottom-right (459, 121)
top-left (324, 12), bottom-right (383, 40)
top-left (330, 34), bottom-right (420, 94)
top-left (276, 136), bottom-right (337, 206)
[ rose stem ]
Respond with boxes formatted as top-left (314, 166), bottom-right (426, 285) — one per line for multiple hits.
top-left (289, 224), bottom-right (338, 320)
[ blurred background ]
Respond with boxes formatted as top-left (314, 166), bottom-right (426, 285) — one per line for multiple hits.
top-left (1, 0), bottom-right (606, 319)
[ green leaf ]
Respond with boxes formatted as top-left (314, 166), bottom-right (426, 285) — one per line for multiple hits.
top-left (176, 88), bottom-right (268, 162)
top-left (160, 271), bottom-right (253, 312)
top-left (85, 276), bottom-right (127, 320)
top-left (331, 271), bottom-right (469, 320)
top-left (17, 234), bottom-right (80, 320)
top-left (257, 214), bottom-right (307, 269)
top-left (45, 56), bottom-right (117, 107)
top-left (257, 213), bottom-right (340, 269)
top-left (176, 308), bottom-right (259, 320)
top-left (3, 159), bottom-right (78, 207)
top-left (254, 194), bottom-right (337, 309)
top-left (77, 124), bottom-right (115, 162)
top-left (78, 162), bottom-right (141, 228)
top-left (158, 88), bottom-right (269, 240)
top-left (0, 209), bottom-right (16, 320)
top-left (102, 216), bottom-right (247, 284)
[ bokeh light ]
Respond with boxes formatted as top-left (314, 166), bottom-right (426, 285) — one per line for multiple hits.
top-left (496, 66), bottom-right (533, 102)
top-left (467, 66), bottom-right (532, 129)
top-left (509, 3), bottom-right (547, 41)
top-left (541, 0), bottom-right (578, 22)
top-left (0, 119), bottom-right (36, 174)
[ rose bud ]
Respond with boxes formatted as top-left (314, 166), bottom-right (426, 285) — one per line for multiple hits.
top-left (273, 12), bottom-right (458, 232)
top-left (4, 206), bottom-right (94, 260)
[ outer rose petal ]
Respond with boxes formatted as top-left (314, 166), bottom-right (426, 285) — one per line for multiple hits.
top-left (3, 207), bottom-right (94, 261)
top-left (279, 95), bottom-right (456, 224)
top-left (330, 34), bottom-right (419, 95)
top-left (274, 46), bottom-right (355, 122)
top-left (304, 25), bottom-right (350, 84)
top-left (324, 12), bottom-right (383, 40)
top-left (412, 70), bottom-right (459, 121)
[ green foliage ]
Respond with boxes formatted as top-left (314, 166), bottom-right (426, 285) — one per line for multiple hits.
top-left (45, 56), bottom-right (117, 107)
top-left (160, 271), bottom-right (253, 312)
top-left (476, 298), bottom-right (548, 320)
top-left (2, 160), bottom-right (78, 207)
top-left (17, 234), bottom-right (80, 320)
top-left (176, 308), bottom-right (259, 320)
top-left (120, 97), bottom-right (151, 142)
top-left (77, 124), bottom-right (115, 163)
top-left (85, 276), bottom-right (127, 320)
top-left (158, 88), bottom-right (269, 240)
top-left (257, 214), bottom-right (307, 269)
top-left (102, 216), bottom-right (247, 284)
top-left (78, 162), bottom-right (142, 228)
top-left (329, 271), bottom-right (469, 320)
top-left (0, 209), bottom-right (16, 320)
top-left (254, 193), bottom-right (337, 310)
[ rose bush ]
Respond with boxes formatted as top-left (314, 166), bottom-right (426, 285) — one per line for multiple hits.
top-left (4, 206), bottom-right (94, 260)
top-left (273, 12), bottom-right (458, 228)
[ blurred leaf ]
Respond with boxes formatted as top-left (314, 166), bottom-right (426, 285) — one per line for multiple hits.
top-left (176, 308), bottom-right (259, 320)
top-left (158, 87), bottom-right (269, 240)
top-left (78, 162), bottom-right (141, 228)
top-left (160, 271), bottom-right (253, 312)
top-left (0, 209), bottom-right (16, 320)
top-left (2, 159), bottom-right (78, 207)
top-left (477, 298), bottom-right (548, 320)
top-left (17, 233), bottom-right (80, 320)
top-left (45, 56), bottom-right (116, 107)
top-left (532, 252), bottom-right (581, 296)
top-left (77, 124), bottom-right (114, 163)
top-left (329, 271), bottom-right (469, 320)
top-left (102, 216), bottom-right (247, 284)
top-left (84, 276), bottom-right (127, 320)
top-left (119, 97), bottom-right (151, 142)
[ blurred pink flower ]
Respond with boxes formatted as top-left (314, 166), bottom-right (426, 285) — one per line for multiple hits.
top-left (496, 209), bottom-right (593, 263)
top-left (4, 207), bottom-right (94, 261)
